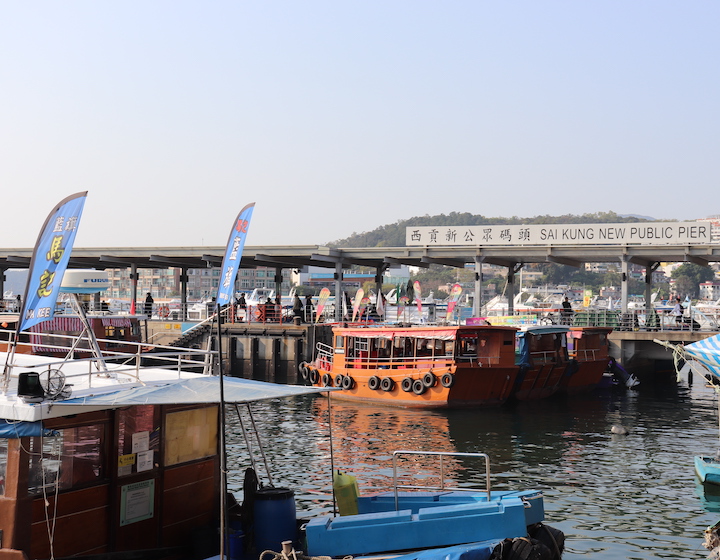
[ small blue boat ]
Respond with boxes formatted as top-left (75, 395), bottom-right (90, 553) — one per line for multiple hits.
top-left (695, 455), bottom-right (720, 486)
top-left (304, 451), bottom-right (558, 558)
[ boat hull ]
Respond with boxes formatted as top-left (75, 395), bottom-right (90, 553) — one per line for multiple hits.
top-left (696, 456), bottom-right (720, 485)
top-left (305, 491), bottom-right (538, 557)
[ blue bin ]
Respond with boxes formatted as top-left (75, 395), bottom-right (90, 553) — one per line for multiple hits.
top-left (253, 487), bottom-right (296, 552)
top-left (228, 529), bottom-right (244, 560)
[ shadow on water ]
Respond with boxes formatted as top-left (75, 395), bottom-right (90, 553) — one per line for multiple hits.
top-left (224, 374), bottom-right (720, 559)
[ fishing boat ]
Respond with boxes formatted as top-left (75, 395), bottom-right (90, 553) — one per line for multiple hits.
top-left (655, 334), bottom-right (720, 485)
top-left (301, 324), bottom-right (520, 408)
top-left (514, 326), bottom-right (570, 400)
top-left (563, 326), bottom-right (614, 392)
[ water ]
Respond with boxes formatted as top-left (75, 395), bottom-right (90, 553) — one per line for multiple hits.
top-left (224, 375), bottom-right (720, 559)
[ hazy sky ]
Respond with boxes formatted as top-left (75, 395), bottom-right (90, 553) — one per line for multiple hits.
top-left (2, 2), bottom-right (718, 249)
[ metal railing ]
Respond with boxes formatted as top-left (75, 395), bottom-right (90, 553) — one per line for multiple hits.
top-left (391, 450), bottom-right (492, 510)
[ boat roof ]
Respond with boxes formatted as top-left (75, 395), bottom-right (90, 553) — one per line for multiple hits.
top-left (331, 324), bottom-right (518, 339)
top-left (0, 351), bottom-right (331, 422)
top-left (517, 326), bottom-right (570, 337)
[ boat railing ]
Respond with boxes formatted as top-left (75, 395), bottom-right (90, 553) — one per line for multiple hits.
top-left (573, 348), bottom-right (604, 361)
top-left (1, 328), bottom-right (212, 386)
top-left (391, 450), bottom-right (491, 510)
top-left (530, 350), bottom-right (564, 364)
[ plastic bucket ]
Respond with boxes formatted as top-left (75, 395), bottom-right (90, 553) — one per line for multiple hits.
top-left (253, 487), bottom-right (296, 553)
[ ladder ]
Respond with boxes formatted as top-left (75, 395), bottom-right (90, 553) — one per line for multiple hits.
top-left (230, 403), bottom-right (274, 487)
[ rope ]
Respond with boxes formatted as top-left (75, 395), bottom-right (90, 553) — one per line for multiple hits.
top-left (258, 551), bottom-right (340, 560)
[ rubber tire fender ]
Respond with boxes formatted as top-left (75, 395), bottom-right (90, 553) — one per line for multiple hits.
top-left (342, 375), bottom-right (355, 390)
top-left (298, 363), bottom-right (308, 381)
top-left (412, 379), bottom-right (426, 395)
top-left (380, 377), bottom-right (395, 392)
top-left (334, 374), bottom-right (344, 387)
top-left (368, 375), bottom-right (381, 390)
top-left (322, 373), bottom-right (332, 387)
top-left (401, 377), bottom-right (413, 392)
top-left (309, 368), bottom-right (319, 384)
top-left (440, 372), bottom-right (455, 388)
top-left (422, 372), bottom-right (437, 388)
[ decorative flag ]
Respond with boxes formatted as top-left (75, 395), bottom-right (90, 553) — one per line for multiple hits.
top-left (376, 291), bottom-right (385, 320)
top-left (315, 288), bottom-right (331, 323)
top-left (446, 283), bottom-right (463, 316)
top-left (216, 203), bottom-right (255, 308)
top-left (20, 192), bottom-right (88, 332)
top-left (351, 288), bottom-right (364, 322)
top-left (414, 280), bottom-right (423, 314)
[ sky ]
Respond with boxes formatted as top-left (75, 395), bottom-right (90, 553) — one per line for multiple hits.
top-left (1, 2), bottom-right (718, 249)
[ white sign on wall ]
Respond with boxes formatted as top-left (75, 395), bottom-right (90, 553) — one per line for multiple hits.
top-left (405, 222), bottom-right (712, 247)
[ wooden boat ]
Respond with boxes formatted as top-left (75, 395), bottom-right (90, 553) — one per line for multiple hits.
top-left (563, 326), bottom-right (613, 392)
top-left (302, 324), bottom-right (520, 408)
top-left (513, 326), bottom-right (570, 400)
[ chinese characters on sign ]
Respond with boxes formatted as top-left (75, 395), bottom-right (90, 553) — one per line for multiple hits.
top-left (216, 203), bottom-right (256, 306)
top-left (406, 222), bottom-right (712, 247)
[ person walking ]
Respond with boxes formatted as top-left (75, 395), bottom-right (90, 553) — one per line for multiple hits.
top-left (144, 292), bottom-right (154, 317)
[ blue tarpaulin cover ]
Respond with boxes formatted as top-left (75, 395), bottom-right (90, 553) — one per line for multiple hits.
top-left (0, 420), bottom-right (56, 438)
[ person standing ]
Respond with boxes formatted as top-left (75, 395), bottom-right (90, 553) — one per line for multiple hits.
top-left (144, 292), bottom-right (154, 317)
top-left (304, 295), bottom-right (314, 323)
top-left (293, 294), bottom-right (304, 322)
top-left (672, 296), bottom-right (684, 327)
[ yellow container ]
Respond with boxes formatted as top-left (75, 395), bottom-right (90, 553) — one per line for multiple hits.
top-left (333, 470), bottom-right (359, 516)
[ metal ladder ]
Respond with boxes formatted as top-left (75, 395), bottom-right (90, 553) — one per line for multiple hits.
top-left (230, 403), bottom-right (274, 487)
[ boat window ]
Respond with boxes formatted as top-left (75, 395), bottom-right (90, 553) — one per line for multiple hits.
top-left (117, 406), bottom-right (160, 477)
top-left (0, 441), bottom-right (6, 495)
top-left (28, 424), bottom-right (105, 494)
top-left (335, 336), bottom-right (344, 349)
top-left (164, 406), bottom-right (218, 466)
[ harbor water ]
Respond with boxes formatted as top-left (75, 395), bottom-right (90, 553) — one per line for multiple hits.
top-left (224, 371), bottom-right (720, 559)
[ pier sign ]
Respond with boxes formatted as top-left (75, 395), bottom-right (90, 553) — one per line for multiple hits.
top-left (406, 222), bottom-right (713, 247)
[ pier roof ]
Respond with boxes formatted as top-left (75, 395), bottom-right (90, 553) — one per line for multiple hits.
top-left (0, 243), bottom-right (719, 271)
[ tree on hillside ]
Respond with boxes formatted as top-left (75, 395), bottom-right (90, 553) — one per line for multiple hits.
top-left (672, 263), bottom-right (716, 298)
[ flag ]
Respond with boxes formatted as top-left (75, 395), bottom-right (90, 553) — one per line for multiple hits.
top-left (414, 280), bottom-right (422, 314)
top-left (20, 192), bottom-right (88, 332)
top-left (376, 291), bottom-right (385, 320)
top-left (352, 288), bottom-right (364, 322)
top-left (216, 203), bottom-right (255, 307)
top-left (446, 283), bottom-right (463, 316)
top-left (315, 288), bottom-right (331, 323)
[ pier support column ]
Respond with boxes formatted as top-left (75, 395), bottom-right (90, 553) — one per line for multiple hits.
top-left (0, 268), bottom-right (5, 305)
top-left (180, 267), bottom-right (188, 321)
top-left (645, 262), bottom-right (659, 313)
top-left (620, 257), bottom-right (629, 313)
top-left (130, 264), bottom-right (138, 313)
top-left (335, 262), bottom-right (343, 323)
top-left (507, 263), bottom-right (522, 316)
top-left (375, 264), bottom-right (387, 320)
top-left (473, 257), bottom-right (482, 317)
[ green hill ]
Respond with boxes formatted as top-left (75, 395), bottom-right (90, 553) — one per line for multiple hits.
top-left (329, 211), bottom-right (649, 248)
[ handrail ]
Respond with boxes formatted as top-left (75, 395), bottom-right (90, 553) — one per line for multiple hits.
top-left (391, 450), bottom-right (491, 510)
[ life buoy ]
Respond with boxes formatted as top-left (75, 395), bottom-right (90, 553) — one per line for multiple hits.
top-left (422, 372), bottom-right (437, 388)
top-left (158, 305), bottom-right (170, 318)
top-left (440, 372), bottom-right (455, 388)
top-left (334, 374), bottom-right (344, 387)
top-left (401, 377), bottom-right (413, 392)
top-left (368, 376), bottom-right (381, 390)
top-left (412, 379), bottom-right (426, 395)
top-left (309, 369), bottom-right (319, 384)
top-left (342, 375), bottom-right (355, 390)
top-left (380, 377), bottom-right (395, 392)
top-left (322, 373), bottom-right (332, 387)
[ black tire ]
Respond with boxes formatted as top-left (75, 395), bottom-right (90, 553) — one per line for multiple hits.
top-left (342, 375), bottom-right (354, 390)
top-left (528, 524), bottom-right (565, 560)
top-left (368, 375), bottom-right (381, 390)
top-left (440, 372), bottom-right (455, 388)
top-left (334, 374), bottom-right (344, 387)
top-left (507, 537), bottom-right (552, 560)
top-left (322, 373), bottom-right (332, 387)
top-left (380, 377), bottom-right (395, 392)
top-left (422, 372), bottom-right (437, 388)
top-left (412, 379), bottom-right (426, 395)
top-left (401, 377), bottom-right (413, 392)
top-left (309, 369), bottom-right (319, 384)
top-left (299, 363), bottom-right (308, 380)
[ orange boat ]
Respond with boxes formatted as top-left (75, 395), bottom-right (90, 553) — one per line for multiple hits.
top-left (563, 326), bottom-right (613, 392)
top-left (301, 324), bottom-right (519, 408)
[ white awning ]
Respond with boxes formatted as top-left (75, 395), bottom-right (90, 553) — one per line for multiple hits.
top-left (54, 376), bottom-right (334, 407)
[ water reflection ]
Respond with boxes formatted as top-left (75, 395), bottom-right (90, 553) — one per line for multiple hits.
top-left (224, 379), bottom-right (720, 558)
